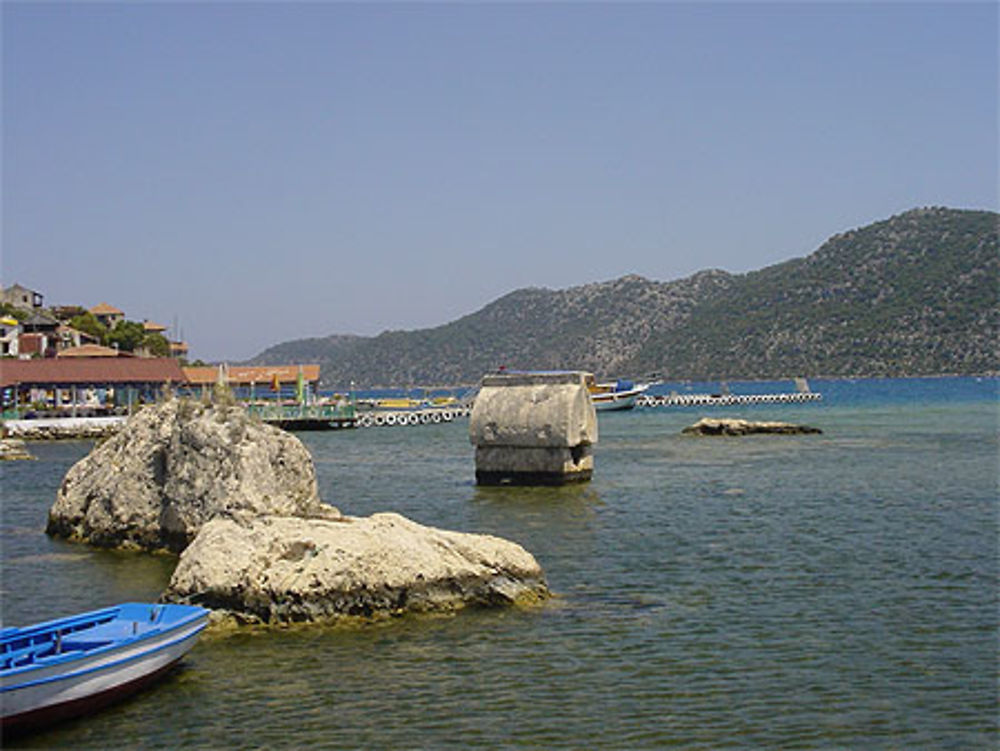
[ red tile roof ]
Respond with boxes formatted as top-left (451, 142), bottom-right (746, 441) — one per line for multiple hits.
top-left (0, 357), bottom-right (186, 387)
top-left (183, 364), bottom-right (321, 385)
top-left (56, 344), bottom-right (129, 358)
top-left (89, 302), bottom-right (124, 315)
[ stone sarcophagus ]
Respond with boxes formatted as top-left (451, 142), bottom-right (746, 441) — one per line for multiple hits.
top-left (469, 371), bottom-right (598, 485)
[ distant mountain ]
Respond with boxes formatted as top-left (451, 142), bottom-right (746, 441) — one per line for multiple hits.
top-left (250, 207), bottom-right (998, 386)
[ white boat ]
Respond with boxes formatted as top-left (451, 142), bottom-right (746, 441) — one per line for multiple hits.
top-left (1, 602), bottom-right (209, 735)
top-left (589, 380), bottom-right (650, 412)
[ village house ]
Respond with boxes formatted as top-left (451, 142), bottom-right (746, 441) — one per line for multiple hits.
top-left (0, 316), bottom-right (20, 357)
top-left (0, 283), bottom-right (43, 311)
top-left (169, 340), bottom-right (189, 359)
top-left (89, 302), bottom-right (125, 329)
top-left (17, 312), bottom-right (60, 358)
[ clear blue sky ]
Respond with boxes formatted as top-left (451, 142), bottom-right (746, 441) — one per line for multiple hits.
top-left (3, 2), bottom-right (997, 362)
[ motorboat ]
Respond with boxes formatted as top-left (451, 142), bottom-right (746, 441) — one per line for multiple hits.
top-left (589, 379), bottom-right (650, 411)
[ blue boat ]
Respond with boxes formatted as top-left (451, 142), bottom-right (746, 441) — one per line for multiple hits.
top-left (1, 602), bottom-right (209, 735)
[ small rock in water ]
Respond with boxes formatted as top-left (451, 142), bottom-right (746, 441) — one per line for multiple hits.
top-left (682, 418), bottom-right (822, 436)
top-left (0, 438), bottom-right (35, 460)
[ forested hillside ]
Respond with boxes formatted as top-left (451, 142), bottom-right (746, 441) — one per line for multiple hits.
top-left (251, 208), bottom-right (998, 386)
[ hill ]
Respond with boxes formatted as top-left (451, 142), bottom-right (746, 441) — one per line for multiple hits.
top-left (250, 207), bottom-right (998, 386)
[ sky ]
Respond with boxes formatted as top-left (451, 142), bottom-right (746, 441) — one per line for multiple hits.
top-left (3, 2), bottom-right (997, 362)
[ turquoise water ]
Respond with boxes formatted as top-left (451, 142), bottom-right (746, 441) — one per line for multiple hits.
top-left (2, 377), bottom-right (997, 749)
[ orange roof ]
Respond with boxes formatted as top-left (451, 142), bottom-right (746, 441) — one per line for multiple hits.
top-left (143, 320), bottom-right (167, 332)
top-left (1, 357), bottom-right (186, 387)
top-left (57, 344), bottom-right (129, 358)
top-left (183, 364), bottom-right (321, 385)
top-left (89, 302), bottom-right (124, 315)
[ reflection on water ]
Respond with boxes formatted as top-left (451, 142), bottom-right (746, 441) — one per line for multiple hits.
top-left (2, 379), bottom-right (998, 749)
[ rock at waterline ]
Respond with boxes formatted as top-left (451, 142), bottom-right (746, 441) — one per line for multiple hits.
top-left (46, 398), bottom-right (340, 553)
top-left (682, 418), bottom-right (822, 436)
top-left (161, 512), bottom-right (549, 624)
top-left (0, 438), bottom-right (35, 460)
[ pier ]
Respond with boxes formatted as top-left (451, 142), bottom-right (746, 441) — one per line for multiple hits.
top-left (247, 402), bottom-right (356, 430)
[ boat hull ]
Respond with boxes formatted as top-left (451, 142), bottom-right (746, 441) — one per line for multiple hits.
top-left (591, 386), bottom-right (649, 412)
top-left (592, 393), bottom-right (639, 411)
top-left (1, 605), bottom-right (208, 735)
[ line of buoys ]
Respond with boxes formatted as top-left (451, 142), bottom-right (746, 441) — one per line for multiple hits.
top-left (355, 408), bottom-right (472, 428)
top-left (635, 392), bottom-right (822, 408)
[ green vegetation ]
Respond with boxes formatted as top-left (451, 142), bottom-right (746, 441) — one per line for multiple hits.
top-left (251, 207), bottom-right (999, 386)
top-left (0, 303), bottom-right (28, 321)
top-left (69, 312), bottom-right (109, 343)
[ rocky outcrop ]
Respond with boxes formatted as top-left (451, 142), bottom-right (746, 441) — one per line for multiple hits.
top-left (682, 418), bottom-right (822, 436)
top-left (45, 395), bottom-right (550, 626)
top-left (161, 513), bottom-right (549, 624)
top-left (46, 398), bottom-right (339, 552)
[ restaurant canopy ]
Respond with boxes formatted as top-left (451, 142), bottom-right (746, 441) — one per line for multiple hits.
top-left (182, 364), bottom-right (320, 387)
top-left (0, 357), bottom-right (186, 388)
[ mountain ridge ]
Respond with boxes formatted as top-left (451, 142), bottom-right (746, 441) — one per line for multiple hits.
top-left (250, 207), bottom-right (998, 386)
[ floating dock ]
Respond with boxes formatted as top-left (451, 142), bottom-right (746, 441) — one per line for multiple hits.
top-left (636, 391), bottom-right (822, 408)
top-left (355, 407), bottom-right (472, 428)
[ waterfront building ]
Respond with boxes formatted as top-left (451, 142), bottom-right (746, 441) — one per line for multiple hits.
top-left (0, 356), bottom-right (186, 416)
top-left (182, 364), bottom-right (321, 402)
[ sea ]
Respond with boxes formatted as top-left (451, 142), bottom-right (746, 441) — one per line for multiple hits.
top-left (2, 376), bottom-right (997, 749)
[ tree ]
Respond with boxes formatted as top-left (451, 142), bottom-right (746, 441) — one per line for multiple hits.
top-left (143, 332), bottom-right (171, 357)
top-left (0, 303), bottom-right (27, 321)
top-left (107, 320), bottom-right (146, 352)
top-left (69, 312), bottom-right (108, 344)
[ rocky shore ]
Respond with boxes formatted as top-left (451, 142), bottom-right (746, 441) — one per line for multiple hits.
top-left (3, 416), bottom-right (125, 440)
top-left (47, 397), bottom-right (550, 624)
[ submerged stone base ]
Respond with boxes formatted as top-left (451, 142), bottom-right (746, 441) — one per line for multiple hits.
top-left (475, 469), bottom-right (593, 486)
top-left (474, 445), bottom-right (593, 486)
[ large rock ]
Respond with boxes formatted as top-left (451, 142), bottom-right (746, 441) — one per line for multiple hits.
top-left (682, 418), bottom-right (823, 436)
top-left (469, 371), bottom-right (598, 485)
top-left (162, 513), bottom-right (549, 624)
top-left (46, 398), bottom-right (339, 552)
